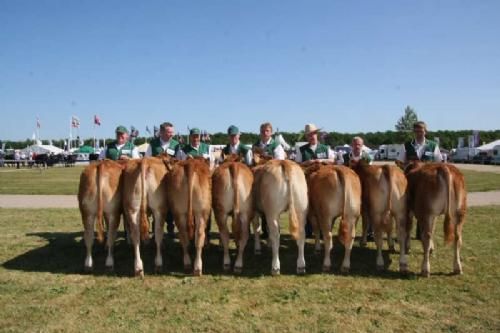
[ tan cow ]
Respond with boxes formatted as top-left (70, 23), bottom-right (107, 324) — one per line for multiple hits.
top-left (78, 160), bottom-right (125, 272)
top-left (405, 162), bottom-right (466, 277)
top-left (121, 156), bottom-right (171, 277)
top-left (166, 158), bottom-right (212, 276)
top-left (212, 157), bottom-right (255, 273)
top-left (353, 164), bottom-right (409, 273)
top-left (253, 159), bottom-right (308, 275)
top-left (306, 164), bottom-right (361, 273)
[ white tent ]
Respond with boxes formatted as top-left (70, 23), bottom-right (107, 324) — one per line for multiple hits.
top-left (476, 139), bottom-right (500, 151)
top-left (21, 144), bottom-right (65, 155)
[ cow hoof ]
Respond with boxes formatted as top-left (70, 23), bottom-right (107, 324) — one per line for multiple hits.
top-left (322, 265), bottom-right (331, 273)
top-left (135, 269), bottom-right (144, 279)
top-left (340, 266), bottom-right (350, 275)
top-left (193, 269), bottom-right (202, 277)
top-left (154, 265), bottom-right (162, 274)
top-left (271, 268), bottom-right (280, 276)
top-left (421, 270), bottom-right (430, 278)
top-left (254, 249), bottom-right (262, 255)
top-left (223, 264), bottom-right (231, 272)
top-left (297, 267), bottom-right (306, 275)
top-left (234, 266), bottom-right (243, 275)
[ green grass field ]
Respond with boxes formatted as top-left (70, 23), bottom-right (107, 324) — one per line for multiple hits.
top-left (1, 207), bottom-right (499, 332)
top-left (0, 164), bottom-right (500, 195)
top-left (0, 166), bottom-right (83, 195)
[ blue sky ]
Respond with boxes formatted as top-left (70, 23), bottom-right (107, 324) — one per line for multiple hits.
top-left (1, 0), bottom-right (499, 141)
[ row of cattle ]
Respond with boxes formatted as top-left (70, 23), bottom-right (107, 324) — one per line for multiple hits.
top-left (78, 154), bottom-right (467, 278)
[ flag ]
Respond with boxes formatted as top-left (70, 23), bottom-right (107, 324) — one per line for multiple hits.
top-left (153, 126), bottom-right (159, 137)
top-left (71, 115), bottom-right (80, 128)
top-left (130, 126), bottom-right (139, 138)
top-left (94, 115), bottom-right (101, 126)
top-left (36, 117), bottom-right (41, 128)
top-left (146, 126), bottom-right (151, 135)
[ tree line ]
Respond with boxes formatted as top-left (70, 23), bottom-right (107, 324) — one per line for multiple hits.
top-left (2, 129), bottom-right (499, 151)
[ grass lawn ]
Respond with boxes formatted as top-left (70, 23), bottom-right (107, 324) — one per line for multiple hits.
top-left (0, 166), bottom-right (83, 195)
top-left (460, 169), bottom-right (500, 192)
top-left (1, 164), bottom-right (500, 196)
top-left (1, 207), bottom-right (499, 332)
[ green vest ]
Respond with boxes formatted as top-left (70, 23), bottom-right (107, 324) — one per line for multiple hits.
top-left (300, 143), bottom-right (330, 161)
top-left (222, 143), bottom-right (249, 157)
top-left (405, 140), bottom-right (437, 162)
top-left (105, 141), bottom-right (135, 161)
top-left (149, 137), bottom-right (179, 157)
top-left (182, 142), bottom-right (210, 159)
top-left (252, 138), bottom-right (280, 157)
top-left (343, 151), bottom-right (372, 166)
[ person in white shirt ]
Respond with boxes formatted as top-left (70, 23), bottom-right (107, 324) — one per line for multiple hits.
top-left (295, 123), bottom-right (336, 163)
top-left (145, 122), bottom-right (179, 158)
top-left (99, 126), bottom-right (140, 160)
top-left (252, 122), bottom-right (286, 160)
top-left (398, 121), bottom-right (442, 164)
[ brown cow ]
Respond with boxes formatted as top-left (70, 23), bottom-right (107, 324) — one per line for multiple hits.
top-left (78, 160), bottom-right (125, 272)
top-left (306, 164), bottom-right (361, 273)
top-left (212, 157), bottom-right (255, 273)
top-left (121, 156), bottom-right (171, 277)
top-left (405, 162), bottom-right (467, 277)
top-left (253, 159), bottom-right (308, 275)
top-left (353, 164), bottom-right (409, 273)
top-left (166, 158), bottom-right (212, 276)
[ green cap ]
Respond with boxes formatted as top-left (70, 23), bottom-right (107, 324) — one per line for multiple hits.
top-left (115, 125), bottom-right (129, 134)
top-left (190, 128), bottom-right (201, 136)
top-left (227, 125), bottom-right (239, 135)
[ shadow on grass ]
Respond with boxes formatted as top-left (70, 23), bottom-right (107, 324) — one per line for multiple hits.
top-left (3, 230), bottom-right (417, 279)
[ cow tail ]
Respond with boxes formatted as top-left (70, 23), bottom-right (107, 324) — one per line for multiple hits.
top-left (139, 160), bottom-right (150, 241)
top-left (440, 166), bottom-right (454, 244)
top-left (96, 162), bottom-right (105, 243)
top-left (337, 168), bottom-right (349, 245)
top-left (283, 162), bottom-right (300, 240)
top-left (382, 165), bottom-right (393, 223)
top-left (229, 163), bottom-right (241, 243)
top-left (186, 161), bottom-right (195, 240)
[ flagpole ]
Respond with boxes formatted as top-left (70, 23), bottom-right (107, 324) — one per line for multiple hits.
top-left (69, 117), bottom-right (72, 151)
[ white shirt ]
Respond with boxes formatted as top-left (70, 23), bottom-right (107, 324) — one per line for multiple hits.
top-left (98, 143), bottom-right (140, 160)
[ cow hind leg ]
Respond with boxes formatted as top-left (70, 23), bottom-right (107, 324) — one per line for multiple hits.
top-left (128, 211), bottom-right (144, 278)
top-left (396, 214), bottom-right (409, 275)
top-left (296, 211), bottom-right (307, 275)
top-left (340, 217), bottom-right (356, 274)
top-left (420, 215), bottom-right (436, 277)
top-left (104, 212), bottom-right (120, 271)
top-left (214, 210), bottom-right (231, 272)
top-left (373, 215), bottom-right (385, 271)
top-left (453, 213), bottom-right (465, 275)
top-left (251, 216), bottom-right (262, 255)
top-left (175, 215), bottom-right (192, 272)
top-left (234, 215), bottom-right (250, 274)
top-left (193, 215), bottom-right (207, 276)
top-left (266, 214), bottom-right (281, 276)
top-left (82, 212), bottom-right (96, 272)
top-left (320, 217), bottom-right (333, 272)
top-left (153, 210), bottom-right (166, 273)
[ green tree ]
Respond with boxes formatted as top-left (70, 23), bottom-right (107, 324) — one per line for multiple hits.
top-left (395, 106), bottom-right (418, 131)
